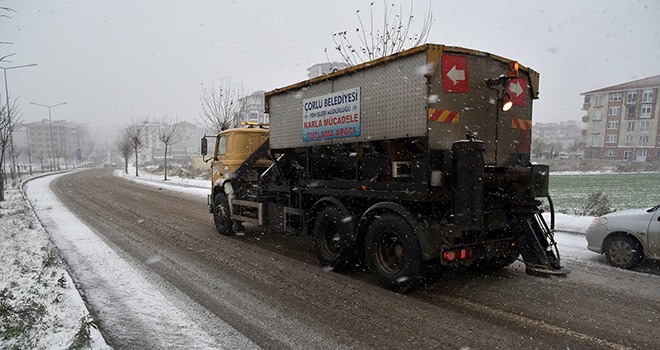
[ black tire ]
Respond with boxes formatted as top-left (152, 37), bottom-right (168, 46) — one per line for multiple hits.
top-left (604, 235), bottom-right (643, 269)
top-left (365, 213), bottom-right (421, 293)
top-left (312, 206), bottom-right (356, 272)
top-left (213, 194), bottom-right (234, 236)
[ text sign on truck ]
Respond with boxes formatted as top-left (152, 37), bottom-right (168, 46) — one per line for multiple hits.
top-left (302, 88), bottom-right (360, 142)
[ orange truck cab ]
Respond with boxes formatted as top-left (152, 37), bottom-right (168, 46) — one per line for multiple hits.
top-left (204, 126), bottom-right (270, 191)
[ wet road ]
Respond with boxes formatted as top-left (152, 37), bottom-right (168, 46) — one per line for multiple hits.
top-left (48, 168), bottom-right (660, 349)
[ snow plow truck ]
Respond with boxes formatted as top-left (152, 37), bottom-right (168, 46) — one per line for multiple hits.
top-left (201, 44), bottom-right (569, 292)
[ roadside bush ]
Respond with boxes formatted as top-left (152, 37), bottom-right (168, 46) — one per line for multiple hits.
top-left (580, 191), bottom-right (612, 216)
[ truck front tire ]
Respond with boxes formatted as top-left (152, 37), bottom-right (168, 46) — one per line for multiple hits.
top-left (213, 194), bottom-right (234, 236)
top-left (365, 213), bottom-right (421, 292)
top-left (312, 206), bottom-right (356, 272)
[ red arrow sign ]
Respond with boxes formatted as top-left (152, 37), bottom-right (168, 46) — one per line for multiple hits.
top-left (442, 55), bottom-right (469, 93)
top-left (506, 77), bottom-right (527, 106)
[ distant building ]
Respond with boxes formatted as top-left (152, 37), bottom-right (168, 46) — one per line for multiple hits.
top-left (18, 119), bottom-right (91, 168)
top-left (139, 120), bottom-right (208, 162)
top-left (238, 91), bottom-right (268, 125)
top-left (534, 121), bottom-right (584, 148)
top-left (581, 74), bottom-right (660, 161)
top-left (307, 62), bottom-right (349, 79)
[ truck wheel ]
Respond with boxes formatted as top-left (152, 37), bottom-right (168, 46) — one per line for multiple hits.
top-left (365, 213), bottom-right (421, 293)
top-left (604, 235), bottom-right (643, 269)
top-left (312, 206), bottom-right (356, 272)
top-left (213, 194), bottom-right (234, 236)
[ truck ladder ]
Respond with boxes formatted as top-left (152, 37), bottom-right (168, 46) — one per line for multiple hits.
top-left (513, 213), bottom-right (570, 276)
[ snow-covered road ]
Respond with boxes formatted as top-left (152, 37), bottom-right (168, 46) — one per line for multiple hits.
top-left (25, 172), bottom-right (257, 349)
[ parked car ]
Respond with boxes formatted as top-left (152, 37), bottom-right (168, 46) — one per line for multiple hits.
top-left (586, 204), bottom-right (660, 269)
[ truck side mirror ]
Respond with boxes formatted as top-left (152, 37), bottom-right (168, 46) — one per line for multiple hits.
top-left (201, 137), bottom-right (208, 156)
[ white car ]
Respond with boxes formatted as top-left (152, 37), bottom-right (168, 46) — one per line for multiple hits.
top-left (586, 204), bottom-right (660, 269)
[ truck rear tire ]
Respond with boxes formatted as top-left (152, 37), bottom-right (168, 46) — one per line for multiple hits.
top-left (365, 213), bottom-right (421, 293)
top-left (213, 194), bottom-right (234, 236)
top-left (312, 206), bottom-right (356, 272)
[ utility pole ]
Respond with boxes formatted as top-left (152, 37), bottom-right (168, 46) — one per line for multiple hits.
top-left (30, 101), bottom-right (67, 172)
top-left (1, 63), bottom-right (37, 179)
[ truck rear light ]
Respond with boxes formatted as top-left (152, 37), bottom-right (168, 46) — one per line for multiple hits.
top-left (506, 61), bottom-right (519, 77)
top-left (443, 248), bottom-right (471, 262)
top-left (459, 248), bottom-right (469, 260)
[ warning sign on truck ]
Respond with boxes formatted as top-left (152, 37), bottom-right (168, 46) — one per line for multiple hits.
top-left (302, 88), bottom-right (361, 142)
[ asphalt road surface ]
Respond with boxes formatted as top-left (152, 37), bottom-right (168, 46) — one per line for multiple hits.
top-left (49, 168), bottom-right (659, 349)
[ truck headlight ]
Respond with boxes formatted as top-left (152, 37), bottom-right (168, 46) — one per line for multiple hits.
top-left (589, 217), bottom-right (608, 228)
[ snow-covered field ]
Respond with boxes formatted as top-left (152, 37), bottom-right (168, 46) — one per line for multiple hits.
top-left (1, 168), bottom-right (599, 348)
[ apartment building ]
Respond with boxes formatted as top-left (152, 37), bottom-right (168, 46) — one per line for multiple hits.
top-left (581, 75), bottom-right (659, 161)
top-left (21, 119), bottom-right (91, 163)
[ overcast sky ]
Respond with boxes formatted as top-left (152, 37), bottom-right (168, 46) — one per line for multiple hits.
top-left (1, 0), bottom-right (658, 136)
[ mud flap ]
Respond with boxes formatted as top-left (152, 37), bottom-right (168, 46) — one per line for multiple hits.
top-left (512, 213), bottom-right (570, 276)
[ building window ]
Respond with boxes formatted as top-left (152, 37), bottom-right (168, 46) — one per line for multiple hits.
top-left (627, 121), bottom-right (635, 132)
top-left (606, 121), bottom-right (619, 130)
top-left (608, 106), bottom-right (620, 116)
top-left (591, 135), bottom-right (598, 146)
top-left (593, 109), bottom-right (602, 120)
top-left (627, 91), bottom-right (637, 104)
top-left (627, 105), bottom-right (636, 119)
top-left (640, 120), bottom-right (651, 131)
top-left (584, 95), bottom-right (590, 104)
top-left (594, 95), bottom-right (603, 107)
top-left (656, 149), bottom-right (660, 158)
top-left (592, 121), bottom-right (601, 132)
top-left (637, 149), bottom-right (647, 158)
top-left (605, 134), bottom-right (617, 143)
top-left (623, 151), bottom-right (632, 160)
top-left (642, 89), bottom-right (653, 103)
top-left (625, 135), bottom-right (634, 145)
top-left (639, 135), bottom-right (649, 146)
top-left (606, 149), bottom-right (616, 157)
top-left (609, 93), bottom-right (622, 102)
top-left (640, 104), bottom-right (652, 118)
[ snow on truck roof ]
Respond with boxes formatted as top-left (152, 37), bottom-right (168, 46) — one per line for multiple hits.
top-left (265, 43), bottom-right (540, 102)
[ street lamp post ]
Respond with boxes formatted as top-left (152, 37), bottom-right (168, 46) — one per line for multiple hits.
top-left (30, 101), bottom-right (67, 172)
top-left (1, 63), bottom-right (37, 179)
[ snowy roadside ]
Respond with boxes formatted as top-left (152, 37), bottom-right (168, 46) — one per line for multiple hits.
top-left (24, 172), bottom-right (256, 349)
top-left (0, 176), bottom-right (108, 349)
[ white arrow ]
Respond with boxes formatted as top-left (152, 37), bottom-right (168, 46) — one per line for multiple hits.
top-left (447, 65), bottom-right (465, 85)
top-left (508, 81), bottom-right (523, 97)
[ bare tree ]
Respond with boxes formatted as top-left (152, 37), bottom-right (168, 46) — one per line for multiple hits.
top-left (12, 146), bottom-right (22, 175)
top-left (114, 127), bottom-right (132, 174)
top-left (36, 151), bottom-right (44, 173)
top-left (154, 116), bottom-right (181, 181)
top-left (199, 79), bottom-right (248, 133)
top-left (0, 98), bottom-right (21, 201)
top-left (329, 1), bottom-right (434, 66)
top-left (126, 120), bottom-right (148, 177)
top-left (25, 145), bottom-right (34, 175)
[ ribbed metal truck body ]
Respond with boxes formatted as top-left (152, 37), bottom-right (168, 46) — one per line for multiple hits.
top-left (266, 44), bottom-right (539, 166)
